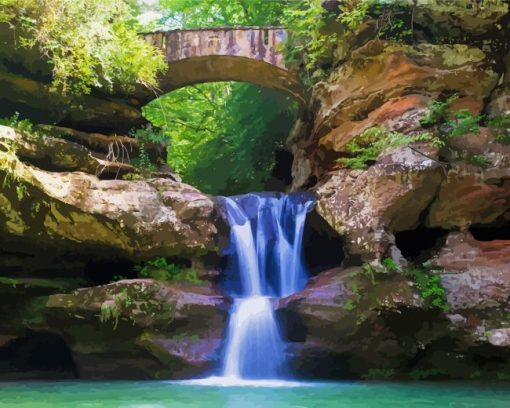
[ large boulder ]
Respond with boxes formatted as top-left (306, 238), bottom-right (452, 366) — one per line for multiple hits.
top-left (0, 125), bottom-right (223, 262)
top-left (44, 279), bottom-right (231, 379)
top-left (314, 146), bottom-right (444, 259)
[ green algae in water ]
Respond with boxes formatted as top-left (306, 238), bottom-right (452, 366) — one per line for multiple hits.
top-left (1, 381), bottom-right (510, 408)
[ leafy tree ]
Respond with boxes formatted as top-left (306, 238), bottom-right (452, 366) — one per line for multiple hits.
top-left (0, 0), bottom-right (166, 94)
top-left (159, 0), bottom-right (287, 28)
top-left (143, 82), bottom-right (298, 195)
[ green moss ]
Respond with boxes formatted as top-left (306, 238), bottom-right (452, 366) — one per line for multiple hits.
top-left (344, 299), bottom-right (356, 311)
top-left (171, 332), bottom-right (200, 343)
top-left (409, 368), bottom-right (448, 381)
top-left (362, 368), bottom-right (397, 380)
top-left (0, 277), bottom-right (19, 288)
top-left (100, 300), bottom-right (121, 329)
top-left (496, 372), bottom-right (510, 381)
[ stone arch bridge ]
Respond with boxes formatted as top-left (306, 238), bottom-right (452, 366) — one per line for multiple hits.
top-left (142, 27), bottom-right (305, 104)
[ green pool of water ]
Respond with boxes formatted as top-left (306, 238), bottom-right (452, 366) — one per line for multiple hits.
top-left (1, 380), bottom-right (510, 407)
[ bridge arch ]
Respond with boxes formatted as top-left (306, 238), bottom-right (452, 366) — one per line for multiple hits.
top-left (142, 27), bottom-right (305, 104)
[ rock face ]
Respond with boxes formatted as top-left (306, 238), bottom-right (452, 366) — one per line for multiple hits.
top-left (279, 1), bottom-right (510, 381)
top-left (290, 41), bottom-right (502, 185)
top-left (43, 279), bottom-right (230, 379)
top-left (0, 125), bottom-right (222, 263)
top-left (278, 231), bottom-right (510, 380)
top-left (315, 146), bottom-right (445, 259)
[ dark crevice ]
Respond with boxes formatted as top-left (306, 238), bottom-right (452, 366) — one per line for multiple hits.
top-left (20, 157), bottom-right (75, 173)
top-left (265, 149), bottom-right (294, 191)
top-left (469, 218), bottom-right (510, 241)
top-left (83, 258), bottom-right (138, 285)
top-left (0, 330), bottom-right (78, 379)
top-left (302, 210), bottom-right (345, 275)
top-left (395, 226), bottom-right (449, 262)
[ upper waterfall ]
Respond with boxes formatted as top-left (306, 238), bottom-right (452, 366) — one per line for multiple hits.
top-left (218, 192), bottom-right (315, 380)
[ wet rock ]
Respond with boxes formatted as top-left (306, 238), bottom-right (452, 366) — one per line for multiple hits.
top-left (44, 279), bottom-right (230, 379)
top-left (487, 329), bottom-right (510, 347)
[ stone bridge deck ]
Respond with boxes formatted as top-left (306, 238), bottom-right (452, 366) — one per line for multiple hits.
top-left (142, 27), bottom-right (305, 103)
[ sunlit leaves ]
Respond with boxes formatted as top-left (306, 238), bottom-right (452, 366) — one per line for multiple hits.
top-left (0, 0), bottom-right (166, 94)
top-left (143, 82), bottom-right (297, 194)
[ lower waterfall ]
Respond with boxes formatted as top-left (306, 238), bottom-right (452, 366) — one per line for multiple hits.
top-left (219, 193), bottom-right (315, 380)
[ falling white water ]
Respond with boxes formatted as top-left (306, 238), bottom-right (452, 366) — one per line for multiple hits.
top-left (218, 193), bottom-right (314, 380)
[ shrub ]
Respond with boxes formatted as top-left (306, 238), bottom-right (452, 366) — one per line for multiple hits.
top-left (0, 113), bottom-right (41, 138)
top-left (135, 258), bottom-right (201, 284)
top-left (337, 127), bottom-right (437, 169)
top-left (128, 125), bottom-right (168, 177)
top-left (466, 154), bottom-right (489, 169)
top-left (0, 0), bottom-right (166, 94)
top-left (419, 95), bottom-right (459, 128)
top-left (404, 262), bottom-right (449, 311)
top-left (489, 113), bottom-right (510, 144)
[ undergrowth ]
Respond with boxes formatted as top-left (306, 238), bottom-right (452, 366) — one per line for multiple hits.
top-left (134, 257), bottom-right (202, 284)
top-left (338, 95), bottom-right (509, 170)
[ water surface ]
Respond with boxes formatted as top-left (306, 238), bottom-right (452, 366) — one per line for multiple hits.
top-left (1, 380), bottom-right (510, 408)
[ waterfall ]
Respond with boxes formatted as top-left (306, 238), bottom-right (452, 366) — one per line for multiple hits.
top-left (219, 192), bottom-right (314, 380)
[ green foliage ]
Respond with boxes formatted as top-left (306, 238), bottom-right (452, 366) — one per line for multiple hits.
top-left (404, 262), bottom-right (449, 312)
top-left (160, 0), bottom-right (285, 28)
top-left (0, 112), bottom-right (40, 138)
top-left (344, 281), bottom-right (362, 312)
top-left (337, 126), bottom-right (437, 169)
top-left (362, 368), bottom-right (397, 380)
top-left (0, 0), bottom-right (166, 94)
top-left (420, 95), bottom-right (483, 144)
top-left (361, 258), bottom-right (400, 285)
top-left (446, 109), bottom-right (482, 139)
top-left (419, 95), bottom-right (459, 128)
top-left (382, 257), bottom-right (399, 272)
top-left (135, 257), bottom-right (201, 284)
top-left (409, 368), bottom-right (447, 381)
top-left (143, 82), bottom-right (298, 195)
top-left (281, 0), bottom-right (342, 81)
top-left (100, 289), bottom-right (134, 328)
top-left (370, 0), bottom-right (414, 43)
top-left (489, 113), bottom-right (510, 144)
top-left (466, 154), bottom-right (489, 169)
top-left (130, 124), bottom-right (169, 147)
top-left (344, 299), bottom-right (356, 311)
top-left (497, 372), bottom-right (510, 381)
top-left (362, 263), bottom-right (377, 285)
top-left (127, 125), bottom-right (168, 177)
